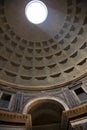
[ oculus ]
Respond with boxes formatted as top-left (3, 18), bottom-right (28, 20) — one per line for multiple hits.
top-left (25, 0), bottom-right (48, 24)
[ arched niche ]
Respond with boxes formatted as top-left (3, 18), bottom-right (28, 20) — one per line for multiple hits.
top-left (23, 97), bottom-right (69, 130)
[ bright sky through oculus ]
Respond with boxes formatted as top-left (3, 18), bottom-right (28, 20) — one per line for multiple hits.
top-left (25, 0), bottom-right (48, 24)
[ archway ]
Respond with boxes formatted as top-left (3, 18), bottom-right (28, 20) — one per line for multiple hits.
top-left (23, 97), bottom-right (69, 130)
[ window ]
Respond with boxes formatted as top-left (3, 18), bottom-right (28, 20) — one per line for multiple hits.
top-left (1, 93), bottom-right (11, 101)
top-left (74, 87), bottom-right (87, 102)
top-left (0, 93), bottom-right (11, 109)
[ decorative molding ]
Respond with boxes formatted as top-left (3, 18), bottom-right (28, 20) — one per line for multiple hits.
top-left (0, 110), bottom-right (32, 130)
top-left (61, 103), bottom-right (87, 130)
top-left (70, 117), bottom-right (87, 130)
top-left (0, 71), bottom-right (87, 90)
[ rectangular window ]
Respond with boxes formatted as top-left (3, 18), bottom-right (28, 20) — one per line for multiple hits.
top-left (0, 93), bottom-right (11, 108)
top-left (74, 87), bottom-right (87, 102)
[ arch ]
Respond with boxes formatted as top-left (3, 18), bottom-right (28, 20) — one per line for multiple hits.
top-left (23, 96), bottom-right (69, 129)
top-left (23, 96), bottom-right (69, 114)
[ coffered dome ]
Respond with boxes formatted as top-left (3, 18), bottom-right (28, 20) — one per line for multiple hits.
top-left (0, 0), bottom-right (87, 90)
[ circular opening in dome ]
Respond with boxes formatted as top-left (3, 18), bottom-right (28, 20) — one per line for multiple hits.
top-left (25, 0), bottom-right (48, 24)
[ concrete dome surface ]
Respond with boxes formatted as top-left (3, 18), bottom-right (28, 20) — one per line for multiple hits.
top-left (0, 0), bottom-right (87, 90)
